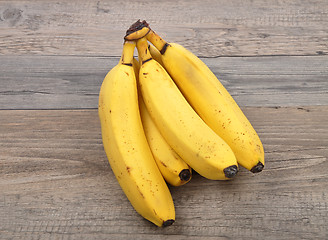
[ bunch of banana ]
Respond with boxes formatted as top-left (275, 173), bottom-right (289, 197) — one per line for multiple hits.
top-left (98, 20), bottom-right (265, 227)
top-left (125, 20), bottom-right (264, 173)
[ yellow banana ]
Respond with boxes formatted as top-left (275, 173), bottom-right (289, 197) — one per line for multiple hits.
top-left (145, 29), bottom-right (265, 173)
top-left (136, 37), bottom-right (238, 180)
top-left (139, 96), bottom-right (192, 186)
top-left (133, 57), bottom-right (192, 186)
top-left (98, 40), bottom-right (175, 227)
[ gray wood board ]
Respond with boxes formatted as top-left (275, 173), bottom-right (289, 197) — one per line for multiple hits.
top-left (0, 0), bottom-right (327, 57)
top-left (1, 55), bottom-right (327, 109)
top-left (1, 106), bottom-right (327, 239)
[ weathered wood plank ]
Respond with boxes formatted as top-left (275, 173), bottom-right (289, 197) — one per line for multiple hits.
top-left (0, 55), bottom-right (327, 109)
top-left (0, 0), bottom-right (327, 57)
top-left (0, 107), bottom-right (327, 239)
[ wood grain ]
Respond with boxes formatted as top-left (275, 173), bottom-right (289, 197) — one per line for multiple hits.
top-left (0, 0), bottom-right (327, 57)
top-left (1, 55), bottom-right (327, 110)
top-left (1, 107), bottom-right (327, 239)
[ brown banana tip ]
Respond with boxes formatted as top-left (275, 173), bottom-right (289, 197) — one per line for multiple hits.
top-left (125, 19), bottom-right (150, 38)
top-left (162, 219), bottom-right (175, 227)
top-left (179, 169), bottom-right (191, 182)
top-left (224, 165), bottom-right (239, 178)
top-left (250, 162), bottom-right (264, 173)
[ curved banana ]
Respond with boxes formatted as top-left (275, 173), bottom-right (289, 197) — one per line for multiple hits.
top-left (98, 40), bottom-right (175, 227)
top-left (140, 96), bottom-right (192, 186)
top-left (136, 37), bottom-right (238, 180)
top-left (145, 29), bottom-right (265, 173)
top-left (133, 57), bottom-right (192, 186)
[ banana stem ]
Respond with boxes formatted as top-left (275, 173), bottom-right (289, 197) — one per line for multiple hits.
top-left (136, 38), bottom-right (152, 64)
top-left (121, 41), bottom-right (136, 66)
top-left (146, 30), bottom-right (168, 55)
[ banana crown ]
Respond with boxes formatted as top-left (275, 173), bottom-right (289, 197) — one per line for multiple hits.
top-left (124, 19), bottom-right (150, 41)
top-left (125, 20), bottom-right (168, 54)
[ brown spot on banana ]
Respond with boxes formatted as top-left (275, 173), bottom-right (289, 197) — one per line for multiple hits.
top-left (136, 185), bottom-right (144, 198)
top-left (159, 161), bottom-right (167, 167)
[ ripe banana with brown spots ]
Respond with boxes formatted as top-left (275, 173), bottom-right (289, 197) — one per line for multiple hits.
top-left (98, 40), bottom-right (175, 227)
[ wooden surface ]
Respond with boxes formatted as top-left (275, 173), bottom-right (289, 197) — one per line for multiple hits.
top-left (1, 0), bottom-right (327, 239)
top-left (0, 55), bottom-right (327, 109)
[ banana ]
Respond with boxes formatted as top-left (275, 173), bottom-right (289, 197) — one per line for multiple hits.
top-left (140, 96), bottom-right (192, 186)
top-left (98, 40), bottom-right (175, 227)
top-left (133, 56), bottom-right (192, 186)
top-left (133, 57), bottom-right (192, 186)
top-left (136, 37), bottom-right (238, 180)
top-left (143, 28), bottom-right (265, 173)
